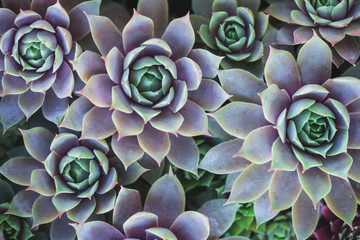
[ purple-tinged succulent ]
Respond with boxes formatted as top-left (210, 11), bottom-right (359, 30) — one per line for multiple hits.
top-left (0, 127), bottom-right (146, 232)
top-left (201, 32), bottom-right (360, 240)
top-left (267, 0), bottom-right (360, 67)
top-left (0, 179), bottom-right (34, 240)
top-left (60, 0), bottom-right (228, 175)
top-left (0, 0), bottom-right (101, 130)
top-left (72, 173), bottom-right (210, 240)
top-left (195, 0), bottom-right (269, 65)
top-left (312, 204), bottom-right (360, 240)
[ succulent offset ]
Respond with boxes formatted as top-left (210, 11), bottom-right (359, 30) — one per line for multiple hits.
top-left (0, 179), bottom-right (33, 240)
top-left (73, 173), bottom-right (211, 240)
top-left (0, 0), bottom-right (101, 130)
top-left (202, 32), bottom-right (360, 240)
top-left (268, 0), bottom-right (360, 66)
top-left (60, 0), bottom-right (228, 175)
top-left (312, 204), bottom-right (360, 240)
top-left (196, 0), bottom-right (269, 64)
top-left (0, 127), bottom-right (145, 236)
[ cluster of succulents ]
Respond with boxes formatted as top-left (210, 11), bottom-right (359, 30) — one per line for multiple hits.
top-left (1, 0), bottom-right (360, 239)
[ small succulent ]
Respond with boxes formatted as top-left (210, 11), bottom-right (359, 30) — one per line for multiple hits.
top-left (0, 127), bottom-right (145, 233)
top-left (202, 32), bottom-right (360, 240)
top-left (253, 211), bottom-right (296, 240)
top-left (0, 179), bottom-right (33, 240)
top-left (60, 0), bottom-right (228, 175)
top-left (221, 201), bottom-right (296, 239)
top-left (196, 0), bottom-right (269, 64)
top-left (312, 204), bottom-right (360, 240)
top-left (268, 0), bottom-right (360, 66)
top-left (73, 173), bottom-right (211, 240)
top-left (0, 0), bottom-right (101, 130)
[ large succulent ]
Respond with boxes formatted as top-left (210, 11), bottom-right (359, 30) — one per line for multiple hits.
top-left (0, 127), bottom-right (145, 237)
top-left (60, 0), bottom-right (228, 175)
top-left (195, 0), bottom-right (269, 65)
top-left (268, 0), bottom-right (360, 66)
top-left (201, 32), bottom-right (360, 240)
top-left (73, 173), bottom-right (211, 240)
top-left (0, 179), bottom-right (33, 240)
top-left (0, 0), bottom-right (101, 130)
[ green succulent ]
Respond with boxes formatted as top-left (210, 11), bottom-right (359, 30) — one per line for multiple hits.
top-left (0, 214), bottom-right (33, 240)
top-left (194, 0), bottom-right (268, 65)
top-left (0, 179), bottom-right (33, 240)
top-left (268, 0), bottom-right (360, 66)
top-left (204, 32), bottom-right (360, 240)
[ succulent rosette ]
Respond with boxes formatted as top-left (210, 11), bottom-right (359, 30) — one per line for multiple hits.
top-left (0, 127), bottom-right (145, 237)
top-left (311, 204), bottom-right (360, 240)
top-left (0, 179), bottom-right (34, 240)
top-left (60, 0), bottom-right (228, 175)
top-left (195, 0), bottom-right (269, 65)
top-left (0, 0), bottom-right (101, 130)
top-left (200, 32), bottom-right (360, 240)
top-left (268, 0), bottom-right (360, 66)
top-left (73, 173), bottom-right (211, 240)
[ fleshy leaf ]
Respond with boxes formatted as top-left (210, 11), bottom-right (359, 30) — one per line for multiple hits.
top-left (32, 196), bottom-right (59, 227)
top-left (298, 166), bottom-right (331, 204)
top-left (218, 69), bottom-right (266, 105)
top-left (137, 124), bottom-right (170, 164)
top-left (113, 187), bottom-right (142, 232)
top-left (167, 134), bottom-right (199, 175)
top-left (200, 139), bottom-right (250, 174)
top-left (87, 14), bottom-right (123, 56)
top-left (228, 162), bottom-right (273, 203)
top-left (162, 13), bottom-right (195, 60)
top-left (265, 47), bottom-right (301, 95)
top-left (0, 157), bottom-right (43, 186)
top-left (144, 174), bottom-right (185, 228)
top-left (72, 51), bottom-right (106, 83)
top-left (60, 97), bottom-right (93, 131)
top-left (259, 84), bottom-right (291, 124)
top-left (73, 221), bottom-right (125, 240)
top-left (123, 212), bottom-right (158, 239)
top-left (169, 211), bottom-right (210, 240)
top-left (81, 107), bottom-right (116, 139)
top-left (198, 199), bottom-right (239, 239)
top-left (211, 102), bottom-right (268, 139)
top-left (29, 169), bottom-right (56, 196)
top-left (188, 79), bottom-right (229, 112)
top-left (292, 191), bottom-right (319, 240)
top-left (324, 176), bottom-right (357, 226)
top-left (7, 190), bottom-right (39, 217)
top-left (137, 0), bottom-right (168, 37)
top-left (111, 134), bottom-right (144, 170)
top-left (269, 170), bottom-right (302, 211)
top-left (297, 32), bottom-right (332, 85)
top-left (254, 191), bottom-right (279, 227)
top-left (68, 0), bottom-right (101, 41)
top-left (237, 125), bottom-right (278, 164)
top-left (67, 198), bottom-right (96, 224)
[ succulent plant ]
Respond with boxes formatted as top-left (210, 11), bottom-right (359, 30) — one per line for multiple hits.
top-left (268, 0), bottom-right (360, 67)
top-left (0, 127), bottom-right (145, 235)
top-left (195, 0), bottom-right (268, 65)
top-left (253, 211), bottom-right (296, 240)
top-left (60, 0), bottom-right (228, 175)
top-left (0, 0), bottom-right (101, 130)
top-left (312, 204), bottom-right (360, 240)
top-left (0, 179), bottom-right (34, 240)
top-left (201, 32), bottom-right (360, 240)
top-left (73, 173), bottom-right (211, 240)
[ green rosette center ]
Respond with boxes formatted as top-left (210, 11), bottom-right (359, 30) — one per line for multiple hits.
top-left (286, 99), bottom-right (340, 157)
